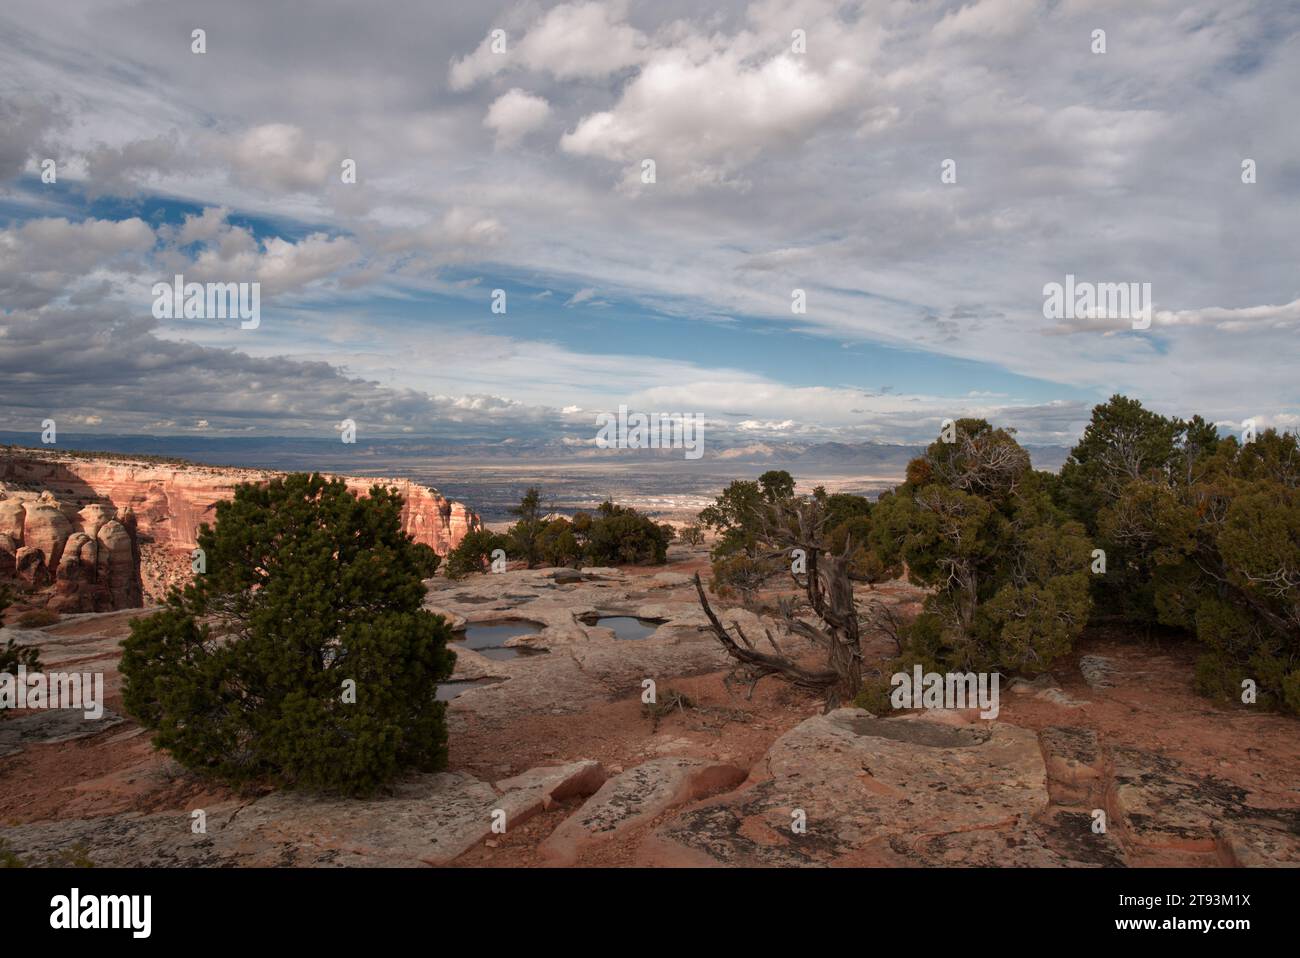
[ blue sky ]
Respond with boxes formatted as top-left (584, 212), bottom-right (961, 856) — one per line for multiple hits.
top-left (1, 0), bottom-right (1298, 447)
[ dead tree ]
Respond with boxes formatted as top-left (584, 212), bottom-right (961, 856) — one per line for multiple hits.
top-left (694, 496), bottom-right (866, 709)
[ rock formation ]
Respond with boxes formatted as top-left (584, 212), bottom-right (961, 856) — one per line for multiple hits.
top-left (0, 490), bottom-right (142, 612)
top-left (0, 449), bottom-right (479, 603)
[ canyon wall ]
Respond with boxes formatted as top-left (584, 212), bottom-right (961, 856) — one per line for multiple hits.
top-left (0, 450), bottom-right (480, 606)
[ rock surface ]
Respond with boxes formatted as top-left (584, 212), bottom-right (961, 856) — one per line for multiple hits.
top-left (0, 761), bottom-right (607, 867)
top-left (541, 757), bottom-right (745, 864)
top-left (645, 708), bottom-right (1058, 867)
top-left (1109, 746), bottom-right (1300, 864)
top-left (0, 708), bottom-right (126, 759)
top-left (4, 564), bottom-right (1300, 870)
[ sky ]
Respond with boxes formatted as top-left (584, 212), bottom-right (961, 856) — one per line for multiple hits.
top-left (1, 0), bottom-right (1298, 448)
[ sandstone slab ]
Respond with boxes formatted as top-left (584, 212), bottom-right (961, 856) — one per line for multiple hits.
top-left (541, 757), bottom-right (745, 865)
top-left (1110, 746), bottom-right (1300, 863)
top-left (1078, 655), bottom-right (1121, 689)
top-left (493, 759), bottom-right (608, 828)
top-left (1, 760), bottom-right (608, 867)
top-left (0, 707), bottom-right (126, 758)
top-left (645, 708), bottom-right (1052, 867)
top-left (1040, 726), bottom-right (1104, 805)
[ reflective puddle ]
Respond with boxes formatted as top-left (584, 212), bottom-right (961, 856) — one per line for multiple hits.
top-left (453, 620), bottom-right (547, 661)
top-left (587, 615), bottom-right (664, 641)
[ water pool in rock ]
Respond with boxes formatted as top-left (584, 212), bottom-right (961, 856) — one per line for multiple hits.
top-left (588, 616), bottom-right (664, 641)
top-left (452, 620), bottom-right (548, 660)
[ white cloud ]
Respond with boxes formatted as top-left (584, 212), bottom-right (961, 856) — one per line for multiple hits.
top-left (174, 206), bottom-right (232, 246)
top-left (1, 0), bottom-right (1297, 441)
top-left (512, 0), bottom-right (647, 79)
top-left (484, 89), bottom-right (551, 147)
top-left (450, 1), bottom-right (648, 90)
top-left (221, 124), bottom-right (337, 194)
top-left (0, 216), bottom-right (156, 308)
top-left (561, 46), bottom-right (867, 190)
top-left (933, 0), bottom-right (1039, 41)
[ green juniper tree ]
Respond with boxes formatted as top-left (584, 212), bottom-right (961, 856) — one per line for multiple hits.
top-left (1101, 429), bottom-right (1300, 712)
top-left (1056, 396), bottom-right (1219, 627)
top-left (120, 473), bottom-right (455, 795)
top-left (505, 487), bottom-right (546, 568)
top-left (581, 500), bottom-right (673, 565)
top-left (536, 517), bottom-right (581, 567)
top-left (678, 524), bottom-right (706, 547)
top-left (443, 527), bottom-right (507, 579)
top-left (869, 419), bottom-right (1092, 678)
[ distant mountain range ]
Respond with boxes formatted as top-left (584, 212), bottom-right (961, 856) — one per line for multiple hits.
top-left (0, 433), bottom-right (1072, 474)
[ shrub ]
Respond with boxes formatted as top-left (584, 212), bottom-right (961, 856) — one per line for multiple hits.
top-left (1056, 396), bottom-right (1220, 627)
top-left (410, 542), bottom-right (441, 578)
top-left (504, 487), bottom-right (546, 568)
top-left (581, 500), bottom-right (673, 565)
top-left (870, 420), bottom-right (1092, 674)
top-left (699, 479), bottom-right (885, 606)
top-left (0, 636), bottom-right (41, 678)
top-left (0, 839), bottom-right (94, 868)
top-left (1059, 396), bottom-right (1300, 714)
top-left (698, 470), bottom-right (796, 559)
top-left (537, 517), bottom-right (581, 567)
top-left (443, 527), bottom-right (507, 579)
top-left (119, 473), bottom-right (456, 795)
top-left (678, 524), bottom-right (705, 547)
top-left (709, 553), bottom-right (781, 604)
top-left (0, 839), bottom-right (25, 868)
top-left (16, 609), bottom-right (60, 629)
top-left (1115, 436), bottom-right (1300, 712)
top-left (818, 490), bottom-right (890, 584)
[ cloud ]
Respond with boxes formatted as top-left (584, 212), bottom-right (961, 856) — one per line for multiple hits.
top-left (1153, 298), bottom-right (1300, 332)
top-left (172, 206), bottom-right (233, 246)
top-left (0, 0), bottom-right (1296, 444)
top-left (76, 124), bottom-right (337, 198)
top-left (933, 0), bottom-right (1039, 41)
top-left (450, 1), bottom-right (648, 90)
top-left (561, 45), bottom-right (868, 191)
top-left (1046, 297), bottom-right (1300, 336)
top-left (0, 305), bottom-right (565, 437)
top-left (220, 123), bottom-right (339, 193)
top-left (372, 207), bottom-right (507, 263)
top-left (0, 216), bottom-right (156, 308)
top-left (485, 89), bottom-right (552, 147)
top-left (0, 94), bottom-right (63, 179)
top-left (82, 132), bottom-right (189, 196)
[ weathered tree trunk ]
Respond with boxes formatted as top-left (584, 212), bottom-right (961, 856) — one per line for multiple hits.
top-left (691, 540), bottom-right (863, 707)
top-left (693, 497), bottom-right (866, 709)
top-left (693, 573), bottom-right (841, 696)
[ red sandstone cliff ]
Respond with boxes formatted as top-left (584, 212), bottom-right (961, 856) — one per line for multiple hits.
top-left (0, 450), bottom-right (480, 605)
